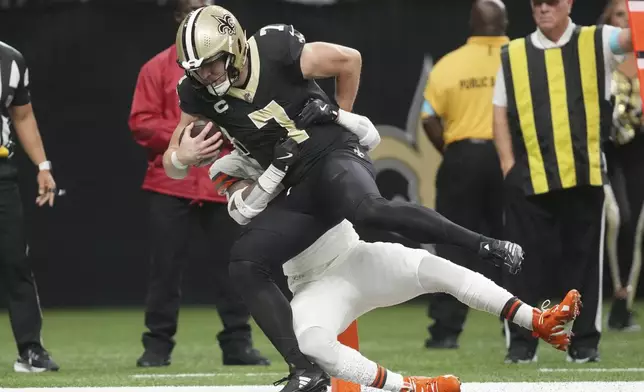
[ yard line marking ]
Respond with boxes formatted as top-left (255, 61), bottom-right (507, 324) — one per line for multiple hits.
top-left (539, 367), bottom-right (644, 372)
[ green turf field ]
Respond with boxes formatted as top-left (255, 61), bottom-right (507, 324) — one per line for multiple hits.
top-left (0, 302), bottom-right (643, 388)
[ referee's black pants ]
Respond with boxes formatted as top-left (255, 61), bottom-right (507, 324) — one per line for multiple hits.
top-left (0, 180), bottom-right (43, 354)
top-left (142, 192), bottom-right (252, 356)
top-left (428, 139), bottom-right (504, 342)
top-left (502, 173), bottom-right (604, 353)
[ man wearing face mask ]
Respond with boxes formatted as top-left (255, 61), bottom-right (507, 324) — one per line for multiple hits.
top-left (493, 0), bottom-right (633, 363)
top-left (128, 0), bottom-right (268, 368)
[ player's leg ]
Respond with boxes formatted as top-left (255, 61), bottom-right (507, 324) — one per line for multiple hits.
top-left (139, 192), bottom-right (191, 366)
top-left (228, 200), bottom-right (334, 392)
top-left (291, 257), bottom-right (460, 392)
top-left (415, 249), bottom-right (580, 355)
top-left (313, 147), bottom-right (522, 272)
top-left (198, 202), bottom-right (269, 365)
top-left (349, 239), bottom-right (579, 356)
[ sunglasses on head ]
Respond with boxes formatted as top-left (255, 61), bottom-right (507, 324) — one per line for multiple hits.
top-left (532, 0), bottom-right (560, 5)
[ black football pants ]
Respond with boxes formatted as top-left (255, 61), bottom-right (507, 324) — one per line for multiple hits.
top-left (429, 140), bottom-right (504, 341)
top-left (143, 192), bottom-right (252, 356)
top-left (502, 175), bottom-right (604, 352)
top-left (0, 180), bottom-right (43, 354)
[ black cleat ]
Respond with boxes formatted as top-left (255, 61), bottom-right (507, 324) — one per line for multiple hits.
top-left (223, 347), bottom-right (271, 366)
top-left (273, 364), bottom-right (330, 392)
top-left (504, 345), bottom-right (537, 364)
top-left (425, 336), bottom-right (459, 349)
top-left (14, 345), bottom-right (60, 373)
top-left (608, 298), bottom-right (641, 332)
top-left (479, 240), bottom-right (524, 275)
top-left (567, 347), bottom-right (600, 363)
top-left (136, 351), bottom-right (171, 367)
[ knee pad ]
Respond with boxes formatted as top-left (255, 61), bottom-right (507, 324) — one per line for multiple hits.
top-left (298, 327), bottom-right (340, 371)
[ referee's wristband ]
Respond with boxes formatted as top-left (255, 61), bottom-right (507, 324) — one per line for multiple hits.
top-left (38, 160), bottom-right (52, 171)
top-left (171, 151), bottom-right (189, 170)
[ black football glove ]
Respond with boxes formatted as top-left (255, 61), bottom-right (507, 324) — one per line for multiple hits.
top-left (272, 137), bottom-right (300, 172)
top-left (295, 98), bottom-right (339, 129)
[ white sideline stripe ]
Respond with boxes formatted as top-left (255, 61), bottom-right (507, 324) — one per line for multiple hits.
top-left (540, 367), bottom-right (644, 372)
top-left (3, 382), bottom-right (644, 392)
top-left (131, 373), bottom-right (284, 379)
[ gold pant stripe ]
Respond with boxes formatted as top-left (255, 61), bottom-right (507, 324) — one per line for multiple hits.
top-left (578, 26), bottom-right (602, 185)
top-left (509, 39), bottom-right (548, 194)
top-left (545, 48), bottom-right (576, 188)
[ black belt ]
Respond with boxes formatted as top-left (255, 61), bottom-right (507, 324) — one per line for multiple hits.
top-left (447, 138), bottom-right (493, 148)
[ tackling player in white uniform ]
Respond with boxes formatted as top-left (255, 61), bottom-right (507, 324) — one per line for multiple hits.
top-left (177, 110), bottom-right (582, 392)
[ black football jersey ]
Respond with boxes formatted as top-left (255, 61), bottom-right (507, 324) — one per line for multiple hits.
top-left (177, 24), bottom-right (355, 186)
top-left (0, 41), bottom-right (30, 161)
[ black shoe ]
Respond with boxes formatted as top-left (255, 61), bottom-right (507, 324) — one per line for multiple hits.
top-left (504, 345), bottom-right (537, 364)
top-left (479, 240), bottom-right (524, 275)
top-left (608, 298), bottom-right (641, 332)
top-left (136, 351), bottom-right (171, 367)
top-left (567, 347), bottom-right (600, 363)
top-left (273, 364), bottom-right (330, 392)
top-left (223, 347), bottom-right (271, 366)
top-left (425, 336), bottom-right (459, 349)
top-left (14, 345), bottom-right (60, 372)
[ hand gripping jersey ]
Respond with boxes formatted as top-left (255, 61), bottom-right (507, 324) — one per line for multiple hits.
top-left (178, 24), bottom-right (356, 187)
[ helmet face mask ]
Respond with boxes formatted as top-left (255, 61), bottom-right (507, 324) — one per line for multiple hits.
top-left (186, 52), bottom-right (239, 96)
top-left (176, 5), bottom-right (247, 96)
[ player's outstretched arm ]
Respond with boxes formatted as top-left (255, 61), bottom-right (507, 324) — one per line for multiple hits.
top-left (225, 178), bottom-right (283, 225)
top-left (211, 155), bottom-right (284, 226)
top-left (211, 138), bottom-right (300, 225)
top-left (295, 98), bottom-right (380, 151)
top-left (300, 42), bottom-right (361, 112)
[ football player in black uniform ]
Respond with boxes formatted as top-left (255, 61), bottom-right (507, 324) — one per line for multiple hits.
top-left (162, 5), bottom-right (524, 392)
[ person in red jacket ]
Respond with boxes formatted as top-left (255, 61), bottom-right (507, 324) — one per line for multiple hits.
top-left (128, 0), bottom-right (268, 367)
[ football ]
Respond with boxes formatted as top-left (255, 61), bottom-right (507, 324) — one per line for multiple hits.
top-left (179, 120), bottom-right (219, 144)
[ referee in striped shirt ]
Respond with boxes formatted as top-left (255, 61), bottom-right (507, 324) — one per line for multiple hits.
top-left (0, 40), bottom-right (59, 372)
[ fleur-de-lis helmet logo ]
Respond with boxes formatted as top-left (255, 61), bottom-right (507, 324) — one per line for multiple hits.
top-left (214, 14), bottom-right (235, 35)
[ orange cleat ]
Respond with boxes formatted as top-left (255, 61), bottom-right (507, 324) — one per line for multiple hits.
top-left (531, 289), bottom-right (582, 351)
top-left (402, 375), bottom-right (461, 392)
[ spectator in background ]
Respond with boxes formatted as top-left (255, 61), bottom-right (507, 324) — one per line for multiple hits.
top-left (493, 0), bottom-right (633, 363)
top-left (128, 0), bottom-right (269, 367)
top-left (421, 0), bottom-right (508, 350)
top-left (0, 40), bottom-right (59, 372)
top-left (600, 0), bottom-right (643, 332)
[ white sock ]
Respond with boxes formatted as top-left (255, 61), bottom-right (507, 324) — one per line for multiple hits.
top-left (417, 254), bottom-right (535, 330)
top-left (298, 327), bottom-right (404, 391)
top-left (513, 303), bottom-right (535, 331)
